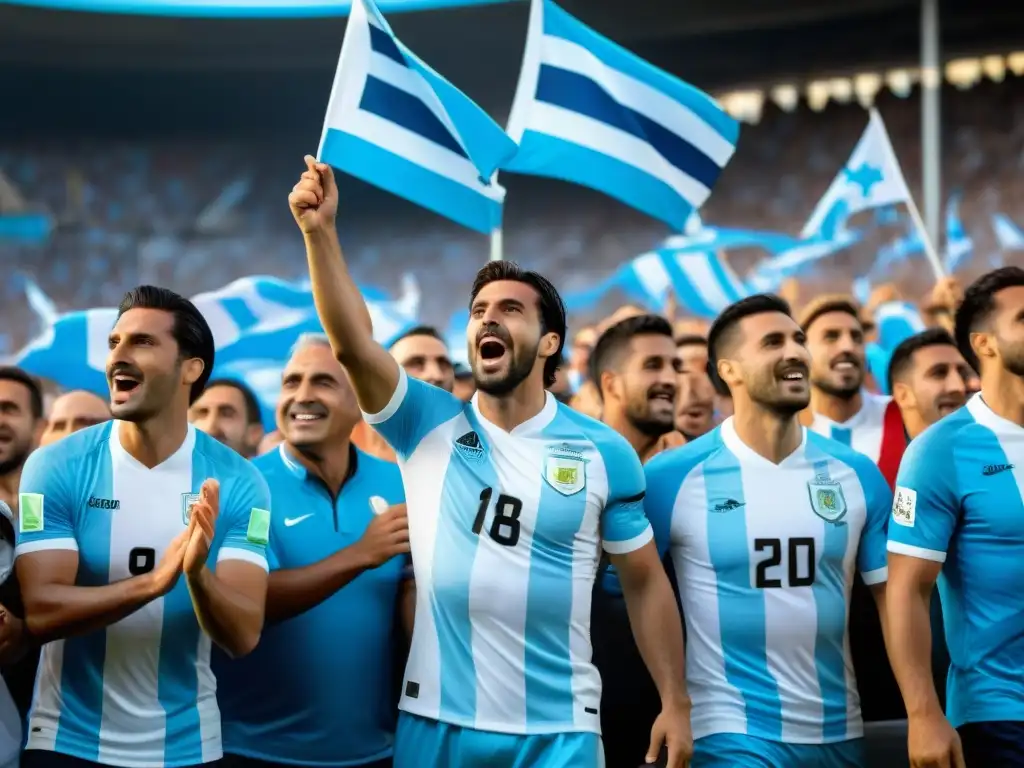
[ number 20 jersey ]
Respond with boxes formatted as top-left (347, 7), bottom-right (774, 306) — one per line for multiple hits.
top-left (364, 369), bottom-right (652, 736)
top-left (643, 418), bottom-right (891, 745)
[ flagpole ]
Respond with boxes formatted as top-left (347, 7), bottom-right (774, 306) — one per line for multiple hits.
top-left (489, 228), bottom-right (504, 262)
top-left (902, 193), bottom-right (946, 279)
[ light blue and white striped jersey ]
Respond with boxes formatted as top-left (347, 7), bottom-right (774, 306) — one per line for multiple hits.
top-left (808, 391), bottom-right (891, 463)
top-left (364, 368), bottom-right (651, 735)
top-left (644, 418), bottom-right (891, 744)
top-left (888, 394), bottom-right (1024, 727)
top-left (16, 422), bottom-right (271, 768)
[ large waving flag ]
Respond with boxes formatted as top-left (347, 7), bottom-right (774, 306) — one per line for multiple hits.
top-left (503, 0), bottom-right (739, 230)
top-left (616, 248), bottom-right (748, 317)
top-left (801, 109), bottom-right (912, 239)
top-left (12, 276), bottom-right (420, 429)
top-left (317, 0), bottom-right (517, 233)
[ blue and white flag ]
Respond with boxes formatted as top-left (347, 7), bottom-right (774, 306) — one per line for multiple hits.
top-left (503, 0), bottom-right (739, 230)
top-left (317, 0), bottom-right (517, 233)
top-left (660, 225), bottom-right (797, 256)
top-left (746, 229), bottom-right (861, 293)
top-left (617, 248), bottom-right (748, 317)
top-left (12, 275), bottom-right (420, 429)
top-left (993, 213), bottom-right (1024, 251)
top-left (801, 108), bottom-right (912, 239)
top-left (943, 191), bottom-right (973, 273)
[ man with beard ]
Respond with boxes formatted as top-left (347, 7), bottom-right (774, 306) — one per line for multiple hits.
top-left (590, 315), bottom-right (682, 463)
top-left (40, 390), bottom-right (110, 447)
top-left (0, 367), bottom-right (45, 511)
top-left (15, 285), bottom-right (271, 768)
top-left (290, 157), bottom-right (690, 768)
top-left (887, 267), bottom-right (1024, 766)
top-left (189, 379), bottom-right (264, 458)
top-left (888, 329), bottom-right (974, 441)
top-left (675, 335), bottom-right (717, 441)
top-left (587, 314), bottom-right (683, 767)
top-left (644, 294), bottom-right (891, 768)
top-left (886, 329), bottom-right (974, 718)
top-left (801, 297), bottom-right (907, 488)
top-left (217, 333), bottom-right (410, 768)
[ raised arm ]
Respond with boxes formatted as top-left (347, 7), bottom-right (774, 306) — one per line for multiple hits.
top-left (289, 155), bottom-right (399, 416)
top-left (16, 449), bottom-right (186, 643)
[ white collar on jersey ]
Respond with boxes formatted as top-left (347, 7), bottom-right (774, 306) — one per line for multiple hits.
top-left (967, 392), bottom-right (1024, 436)
top-left (109, 421), bottom-right (197, 472)
top-left (720, 416), bottom-right (808, 469)
top-left (470, 390), bottom-right (558, 437)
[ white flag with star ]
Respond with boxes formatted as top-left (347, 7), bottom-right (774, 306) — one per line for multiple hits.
top-left (800, 108), bottom-right (912, 240)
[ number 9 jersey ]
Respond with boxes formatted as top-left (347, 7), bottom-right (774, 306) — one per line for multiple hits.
top-left (643, 418), bottom-right (891, 746)
top-left (363, 368), bottom-right (651, 736)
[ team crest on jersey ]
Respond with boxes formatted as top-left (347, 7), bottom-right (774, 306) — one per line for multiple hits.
top-left (181, 493), bottom-right (201, 525)
top-left (543, 443), bottom-right (586, 496)
top-left (807, 477), bottom-right (847, 524)
top-left (454, 430), bottom-right (485, 463)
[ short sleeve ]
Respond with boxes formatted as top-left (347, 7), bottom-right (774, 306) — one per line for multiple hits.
top-left (596, 434), bottom-right (651, 555)
top-left (643, 451), bottom-right (683, 561)
top-left (886, 426), bottom-right (960, 564)
top-left (16, 445), bottom-right (79, 557)
top-left (854, 460), bottom-right (892, 584)
top-left (362, 368), bottom-right (464, 460)
top-left (217, 464), bottom-right (272, 572)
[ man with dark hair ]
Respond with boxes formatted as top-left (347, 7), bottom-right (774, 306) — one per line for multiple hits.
top-left (0, 367), bottom-right (45, 512)
top-left (189, 379), bottom-right (265, 458)
top-left (590, 314), bottom-right (681, 463)
top-left (888, 329), bottom-right (974, 441)
top-left (290, 157), bottom-right (691, 768)
top-left (801, 296), bottom-right (905, 483)
top-left (217, 333), bottom-right (410, 768)
top-left (888, 266), bottom-right (1024, 766)
top-left (646, 294), bottom-right (891, 768)
top-left (674, 335), bottom-right (716, 440)
top-left (388, 326), bottom-right (455, 393)
top-left (16, 285), bottom-right (272, 768)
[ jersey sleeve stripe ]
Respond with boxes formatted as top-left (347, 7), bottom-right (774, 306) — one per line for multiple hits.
top-left (15, 537), bottom-right (79, 557)
top-left (620, 490), bottom-right (645, 505)
top-left (361, 367), bottom-right (408, 425)
top-left (860, 566), bottom-right (888, 585)
top-left (887, 540), bottom-right (946, 563)
top-left (602, 525), bottom-right (653, 554)
top-left (217, 547), bottom-right (269, 571)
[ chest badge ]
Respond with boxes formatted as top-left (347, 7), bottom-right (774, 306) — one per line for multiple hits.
top-left (544, 443), bottom-right (587, 497)
top-left (181, 493), bottom-right (201, 525)
top-left (807, 477), bottom-right (847, 524)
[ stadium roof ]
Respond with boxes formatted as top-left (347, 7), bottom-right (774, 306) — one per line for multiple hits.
top-left (0, 0), bottom-right (1020, 100)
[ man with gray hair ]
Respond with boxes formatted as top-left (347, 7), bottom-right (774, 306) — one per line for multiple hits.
top-left (216, 332), bottom-right (413, 768)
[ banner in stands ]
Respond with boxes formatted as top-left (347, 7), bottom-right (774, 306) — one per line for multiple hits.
top-left (6, 0), bottom-right (510, 16)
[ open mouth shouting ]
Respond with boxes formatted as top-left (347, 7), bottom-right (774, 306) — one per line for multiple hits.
top-left (109, 365), bottom-right (143, 405)
top-left (476, 329), bottom-right (511, 373)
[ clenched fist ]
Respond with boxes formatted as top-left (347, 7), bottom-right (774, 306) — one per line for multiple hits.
top-left (289, 155), bottom-right (339, 234)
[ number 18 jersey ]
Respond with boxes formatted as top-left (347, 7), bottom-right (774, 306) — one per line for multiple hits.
top-left (363, 369), bottom-right (651, 736)
top-left (643, 418), bottom-right (891, 745)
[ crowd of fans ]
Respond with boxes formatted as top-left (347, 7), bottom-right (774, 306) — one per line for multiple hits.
top-left (1, 79), bottom-right (1023, 359)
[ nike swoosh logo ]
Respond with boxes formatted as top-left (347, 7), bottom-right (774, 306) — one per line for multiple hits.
top-left (284, 514), bottom-right (314, 527)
